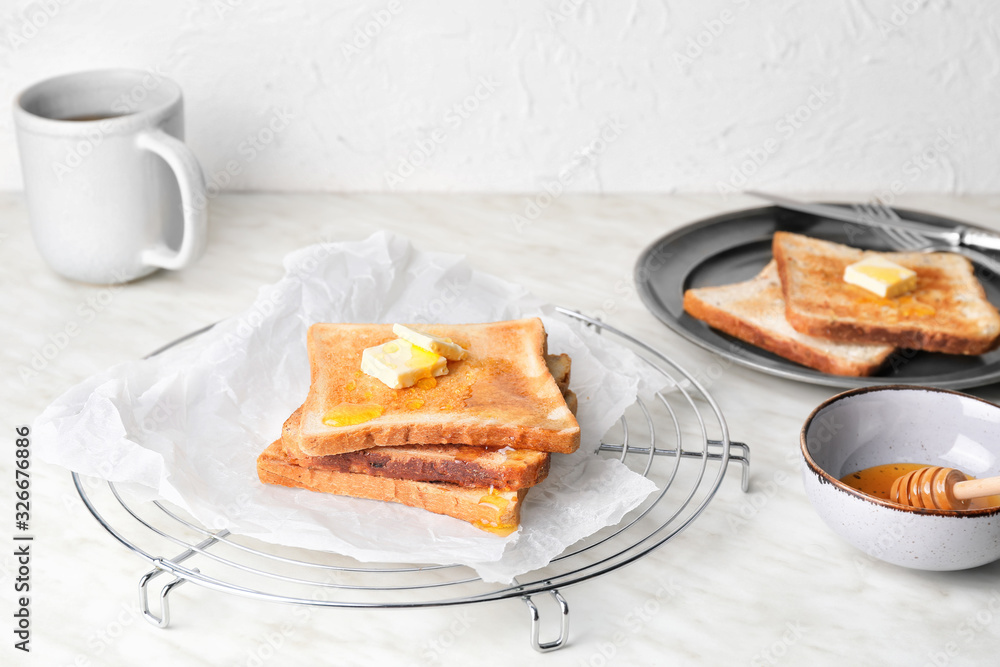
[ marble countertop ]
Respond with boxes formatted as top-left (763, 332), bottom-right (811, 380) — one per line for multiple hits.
top-left (5, 192), bottom-right (1000, 666)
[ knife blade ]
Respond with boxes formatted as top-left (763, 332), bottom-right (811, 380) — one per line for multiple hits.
top-left (745, 191), bottom-right (1000, 253)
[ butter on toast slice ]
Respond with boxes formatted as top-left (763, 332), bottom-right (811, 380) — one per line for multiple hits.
top-left (287, 319), bottom-right (580, 457)
top-left (257, 439), bottom-right (526, 536)
top-left (279, 408), bottom-right (550, 490)
top-left (684, 261), bottom-right (895, 376)
top-left (773, 232), bottom-right (1000, 355)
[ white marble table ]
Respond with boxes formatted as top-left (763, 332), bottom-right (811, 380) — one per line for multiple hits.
top-left (5, 192), bottom-right (1000, 666)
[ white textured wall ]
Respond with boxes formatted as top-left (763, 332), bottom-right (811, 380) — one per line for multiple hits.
top-left (1, 0), bottom-right (997, 194)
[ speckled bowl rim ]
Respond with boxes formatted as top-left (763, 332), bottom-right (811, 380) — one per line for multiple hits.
top-left (801, 384), bottom-right (1000, 517)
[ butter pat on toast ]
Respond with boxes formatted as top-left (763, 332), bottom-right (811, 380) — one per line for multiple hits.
top-left (773, 232), bottom-right (1000, 355)
top-left (684, 261), bottom-right (896, 376)
top-left (287, 319), bottom-right (580, 456)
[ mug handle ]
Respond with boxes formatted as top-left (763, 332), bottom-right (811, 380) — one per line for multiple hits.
top-left (135, 128), bottom-right (208, 270)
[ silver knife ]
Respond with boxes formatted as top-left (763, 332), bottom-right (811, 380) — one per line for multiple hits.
top-left (745, 190), bottom-right (1000, 253)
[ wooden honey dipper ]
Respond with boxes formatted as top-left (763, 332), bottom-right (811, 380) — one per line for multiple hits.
top-left (889, 466), bottom-right (1000, 510)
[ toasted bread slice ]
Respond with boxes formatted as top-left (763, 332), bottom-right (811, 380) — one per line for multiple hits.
top-left (545, 353), bottom-right (571, 393)
top-left (288, 319), bottom-right (580, 457)
top-left (545, 352), bottom-right (576, 412)
top-left (562, 389), bottom-right (578, 416)
top-left (257, 439), bottom-right (526, 536)
top-left (293, 445), bottom-right (550, 490)
top-left (279, 408), bottom-right (550, 489)
top-left (684, 261), bottom-right (896, 376)
top-left (773, 232), bottom-right (1000, 355)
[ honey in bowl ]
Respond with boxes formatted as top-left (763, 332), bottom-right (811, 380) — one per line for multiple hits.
top-left (840, 463), bottom-right (1000, 510)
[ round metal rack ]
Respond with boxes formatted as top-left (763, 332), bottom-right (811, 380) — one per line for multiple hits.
top-left (72, 307), bottom-right (750, 652)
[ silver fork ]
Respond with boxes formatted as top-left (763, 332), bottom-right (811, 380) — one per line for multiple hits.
top-left (852, 201), bottom-right (1000, 278)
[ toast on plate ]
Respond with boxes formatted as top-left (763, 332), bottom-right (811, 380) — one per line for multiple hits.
top-left (773, 232), bottom-right (1000, 355)
top-left (683, 261), bottom-right (896, 376)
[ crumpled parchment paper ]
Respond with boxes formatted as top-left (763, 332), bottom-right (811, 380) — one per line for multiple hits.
top-left (35, 231), bottom-right (667, 583)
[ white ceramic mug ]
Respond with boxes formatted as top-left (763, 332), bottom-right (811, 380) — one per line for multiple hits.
top-left (13, 69), bottom-right (207, 284)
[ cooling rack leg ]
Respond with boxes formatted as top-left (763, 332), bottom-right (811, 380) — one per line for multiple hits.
top-left (136, 532), bottom-right (224, 628)
top-left (138, 567), bottom-right (191, 628)
top-left (727, 441), bottom-right (751, 493)
top-left (523, 589), bottom-right (570, 652)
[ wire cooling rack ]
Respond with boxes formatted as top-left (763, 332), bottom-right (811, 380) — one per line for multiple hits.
top-left (72, 307), bottom-right (749, 652)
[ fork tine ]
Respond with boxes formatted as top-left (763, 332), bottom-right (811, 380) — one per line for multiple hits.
top-left (877, 225), bottom-right (909, 247)
top-left (872, 212), bottom-right (926, 247)
top-left (893, 227), bottom-right (926, 247)
top-left (851, 203), bottom-right (880, 226)
top-left (850, 202), bottom-right (926, 251)
top-left (872, 199), bottom-right (904, 223)
top-left (882, 226), bottom-right (923, 250)
top-left (869, 201), bottom-right (931, 248)
top-left (864, 202), bottom-right (896, 225)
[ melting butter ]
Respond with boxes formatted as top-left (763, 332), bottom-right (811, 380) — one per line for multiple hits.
top-left (844, 255), bottom-right (917, 298)
top-left (360, 338), bottom-right (448, 389)
top-left (323, 403), bottom-right (384, 427)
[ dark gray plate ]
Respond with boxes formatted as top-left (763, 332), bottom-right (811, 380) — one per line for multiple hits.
top-left (635, 205), bottom-right (1000, 389)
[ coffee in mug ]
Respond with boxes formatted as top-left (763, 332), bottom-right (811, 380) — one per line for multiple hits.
top-left (13, 69), bottom-right (207, 284)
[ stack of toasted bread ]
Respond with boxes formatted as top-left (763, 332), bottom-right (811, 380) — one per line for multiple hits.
top-left (683, 232), bottom-right (1000, 376)
top-left (257, 318), bottom-right (580, 535)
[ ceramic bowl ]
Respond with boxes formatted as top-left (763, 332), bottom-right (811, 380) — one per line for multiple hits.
top-left (801, 385), bottom-right (1000, 570)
